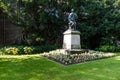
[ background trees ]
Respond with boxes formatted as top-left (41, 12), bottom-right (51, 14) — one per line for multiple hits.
top-left (0, 0), bottom-right (120, 49)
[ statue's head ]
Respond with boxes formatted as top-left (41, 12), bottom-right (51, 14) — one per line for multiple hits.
top-left (71, 9), bottom-right (74, 12)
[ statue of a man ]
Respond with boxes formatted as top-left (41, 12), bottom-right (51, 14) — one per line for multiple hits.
top-left (68, 9), bottom-right (78, 29)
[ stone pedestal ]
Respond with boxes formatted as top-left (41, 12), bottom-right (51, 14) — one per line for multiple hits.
top-left (63, 29), bottom-right (81, 49)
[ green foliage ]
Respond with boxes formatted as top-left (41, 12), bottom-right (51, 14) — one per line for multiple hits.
top-left (0, 45), bottom-right (59, 55)
top-left (4, 47), bottom-right (19, 55)
top-left (0, 0), bottom-right (120, 48)
top-left (77, 0), bottom-right (120, 49)
top-left (17, 46), bottom-right (25, 54)
top-left (0, 48), bottom-right (6, 55)
top-left (96, 45), bottom-right (120, 52)
top-left (23, 46), bottom-right (34, 54)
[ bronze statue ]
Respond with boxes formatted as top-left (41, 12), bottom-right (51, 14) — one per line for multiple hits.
top-left (68, 9), bottom-right (78, 29)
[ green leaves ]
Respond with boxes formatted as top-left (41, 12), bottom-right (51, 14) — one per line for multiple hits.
top-left (0, 0), bottom-right (119, 48)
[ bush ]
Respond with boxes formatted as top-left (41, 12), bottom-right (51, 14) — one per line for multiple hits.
top-left (33, 45), bottom-right (60, 53)
top-left (115, 47), bottom-right (120, 52)
top-left (0, 48), bottom-right (6, 55)
top-left (23, 47), bottom-right (34, 54)
top-left (0, 45), bottom-right (60, 55)
top-left (5, 47), bottom-right (19, 55)
top-left (41, 45), bottom-right (59, 52)
top-left (17, 46), bottom-right (25, 55)
top-left (96, 45), bottom-right (120, 52)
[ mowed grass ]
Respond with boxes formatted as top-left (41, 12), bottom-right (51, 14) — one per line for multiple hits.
top-left (0, 53), bottom-right (120, 80)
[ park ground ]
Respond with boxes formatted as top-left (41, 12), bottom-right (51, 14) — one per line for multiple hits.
top-left (0, 53), bottom-right (120, 80)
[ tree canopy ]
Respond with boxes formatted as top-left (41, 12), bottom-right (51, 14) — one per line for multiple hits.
top-left (0, 0), bottom-right (120, 49)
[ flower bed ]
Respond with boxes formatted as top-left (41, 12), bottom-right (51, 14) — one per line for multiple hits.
top-left (42, 50), bottom-right (116, 65)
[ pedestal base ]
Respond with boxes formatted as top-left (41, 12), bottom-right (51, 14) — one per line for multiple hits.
top-left (63, 29), bottom-right (81, 49)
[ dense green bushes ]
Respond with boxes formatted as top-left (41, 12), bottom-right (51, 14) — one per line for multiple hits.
top-left (0, 0), bottom-right (120, 49)
top-left (0, 45), bottom-right (59, 55)
top-left (96, 45), bottom-right (120, 52)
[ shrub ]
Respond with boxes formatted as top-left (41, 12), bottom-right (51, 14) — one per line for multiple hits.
top-left (0, 45), bottom-right (60, 55)
top-left (0, 48), bottom-right (6, 55)
top-left (96, 45), bottom-right (120, 52)
top-left (23, 47), bottom-right (34, 54)
top-left (34, 45), bottom-right (60, 53)
top-left (17, 46), bottom-right (25, 55)
top-left (5, 47), bottom-right (19, 55)
top-left (115, 47), bottom-right (120, 52)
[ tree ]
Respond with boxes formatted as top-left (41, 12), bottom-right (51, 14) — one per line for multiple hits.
top-left (0, 0), bottom-right (65, 45)
top-left (0, 0), bottom-right (120, 49)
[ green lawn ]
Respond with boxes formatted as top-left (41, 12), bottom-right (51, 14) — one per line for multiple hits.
top-left (0, 54), bottom-right (120, 80)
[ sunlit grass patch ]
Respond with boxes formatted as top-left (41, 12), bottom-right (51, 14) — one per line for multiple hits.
top-left (0, 54), bottom-right (120, 80)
